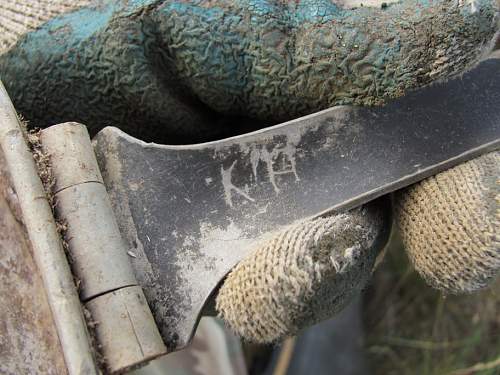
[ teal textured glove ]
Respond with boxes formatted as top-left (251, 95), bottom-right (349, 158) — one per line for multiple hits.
top-left (1, 0), bottom-right (497, 142)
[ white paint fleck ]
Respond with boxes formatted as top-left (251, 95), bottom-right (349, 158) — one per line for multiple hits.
top-left (182, 235), bottom-right (195, 249)
top-left (222, 134), bottom-right (301, 206)
top-left (343, 245), bottom-right (361, 267)
top-left (250, 141), bottom-right (301, 194)
top-left (256, 203), bottom-right (270, 215)
top-left (199, 221), bottom-right (245, 253)
top-left (171, 219), bottom-right (261, 339)
top-left (221, 161), bottom-right (255, 208)
top-left (458, 0), bottom-right (478, 13)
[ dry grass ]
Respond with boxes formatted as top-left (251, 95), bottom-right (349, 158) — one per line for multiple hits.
top-left (363, 231), bottom-right (500, 375)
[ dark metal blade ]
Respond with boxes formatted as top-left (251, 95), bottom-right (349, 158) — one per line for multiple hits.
top-left (93, 57), bottom-right (500, 351)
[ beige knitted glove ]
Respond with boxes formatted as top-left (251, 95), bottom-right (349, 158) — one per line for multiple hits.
top-left (216, 152), bottom-right (499, 343)
top-left (0, 0), bottom-right (91, 54)
top-left (1, 0), bottom-right (498, 344)
top-left (396, 151), bottom-right (499, 294)
top-left (216, 198), bottom-right (391, 343)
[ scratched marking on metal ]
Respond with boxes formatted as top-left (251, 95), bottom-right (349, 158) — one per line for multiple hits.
top-left (219, 133), bottom-right (302, 206)
top-left (93, 58), bottom-right (500, 351)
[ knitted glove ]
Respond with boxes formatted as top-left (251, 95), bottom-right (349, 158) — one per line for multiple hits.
top-left (0, 0), bottom-right (91, 53)
top-left (396, 151), bottom-right (499, 294)
top-left (215, 150), bottom-right (499, 344)
top-left (216, 198), bottom-right (392, 343)
top-left (1, 0), bottom-right (498, 343)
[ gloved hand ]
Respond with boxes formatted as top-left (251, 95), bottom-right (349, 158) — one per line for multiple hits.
top-left (0, 0), bottom-right (498, 343)
top-left (1, 0), bottom-right (498, 141)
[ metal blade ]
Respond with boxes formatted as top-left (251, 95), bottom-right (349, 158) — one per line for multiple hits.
top-left (93, 57), bottom-right (500, 351)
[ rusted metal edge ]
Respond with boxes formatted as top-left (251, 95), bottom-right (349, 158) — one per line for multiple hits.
top-left (0, 81), bottom-right (99, 374)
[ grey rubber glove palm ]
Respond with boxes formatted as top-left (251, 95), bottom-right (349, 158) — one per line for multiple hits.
top-left (0, 0), bottom-right (498, 343)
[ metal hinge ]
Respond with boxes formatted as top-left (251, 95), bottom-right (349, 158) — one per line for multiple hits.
top-left (39, 123), bottom-right (167, 373)
top-left (1, 80), bottom-right (166, 375)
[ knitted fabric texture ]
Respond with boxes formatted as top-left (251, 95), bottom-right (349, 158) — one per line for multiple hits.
top-left (216, 199), bottom-right (390, 343)
top-left (0, 0), bottom-right (92, 54)
top-left (396, 151), bottom-right (500, 294)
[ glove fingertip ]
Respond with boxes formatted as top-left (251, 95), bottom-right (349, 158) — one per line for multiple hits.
top-left (215, 198), bottom-right (391, 343)
top-left (396, 151), bottom-right (500, 294)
